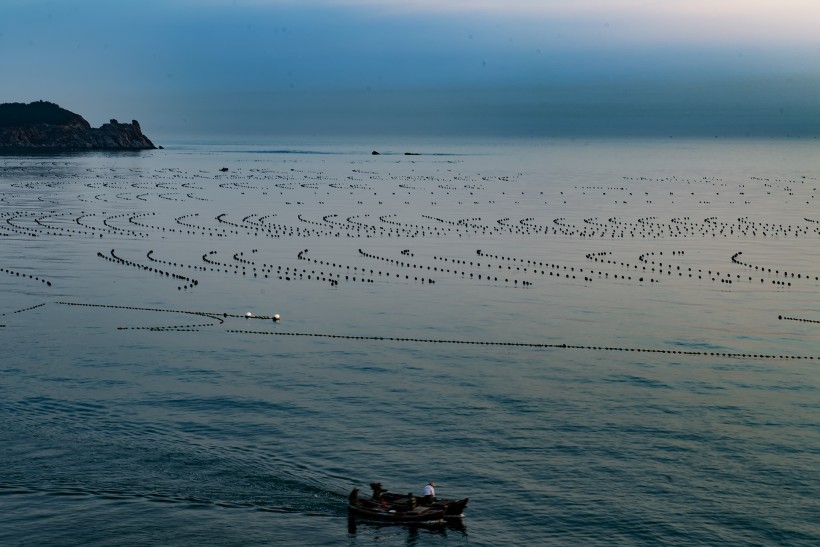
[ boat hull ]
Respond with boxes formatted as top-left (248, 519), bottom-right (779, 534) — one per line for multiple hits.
top-left (348, 502), bottom-right (446, 523)
top-left (381, 492), bottom-right (469, 518)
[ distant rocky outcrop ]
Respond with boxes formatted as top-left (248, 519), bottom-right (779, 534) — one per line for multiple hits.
top-left (0, 101), bottom-right (156, 150)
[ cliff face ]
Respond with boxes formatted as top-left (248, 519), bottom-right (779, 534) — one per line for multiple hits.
top-left (0, 101), bottom-right (156, 150)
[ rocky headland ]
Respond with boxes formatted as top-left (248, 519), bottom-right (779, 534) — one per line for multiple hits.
top-left (0, 100), bottom-right (156, 151)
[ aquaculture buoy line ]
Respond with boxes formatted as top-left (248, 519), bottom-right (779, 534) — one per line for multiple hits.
top-left (294, 249), bottom-right (368, 285)
top-left (8, 162), bottom-right (815, 248)
top-left (0, 302), bottom-right (47, 316)
top-left (4, 157), bottom-right (817, 334)
top-left (98, 249), bottom-right (199, 290)
top-left (539, 211), bottom-right (820, 240)
top-left (779, 315), bottom-right (820, 325)
top-left (55, 301), bottom-right (226, 327)
top-left (2, 210), bottom-right (41, 237)
top-left (732, 252), bottom-right (819, 283)
top-left (120, 323), bottom-right (213, 331)
top-left (223, 329), bottom-right (819, 361)
top-left (1, 266), bottom-right (53, 287)
top-left (52, 301), bottom-right (283, 330)
top-left (354, 248), bottom-right (436, 283)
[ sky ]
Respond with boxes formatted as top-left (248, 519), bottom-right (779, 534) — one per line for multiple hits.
top-left (1, 0), bottom-right (819, 140)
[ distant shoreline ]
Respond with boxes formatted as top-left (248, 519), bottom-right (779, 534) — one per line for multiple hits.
top-left (0, 101), bottom-right (156, 151)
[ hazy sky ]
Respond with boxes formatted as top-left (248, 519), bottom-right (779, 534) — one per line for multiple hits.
top-left (2, 0), bottom-right (818, 139)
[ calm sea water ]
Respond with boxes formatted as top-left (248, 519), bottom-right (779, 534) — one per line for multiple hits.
top-left (1, 138), bottom-right (819, 545)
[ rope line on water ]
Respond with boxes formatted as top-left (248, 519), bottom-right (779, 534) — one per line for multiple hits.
top-left (44, 302), bottom-right (817, 360)
top-left (56, 301), bottom-right (225, 324)
top-left (224, 330), bottom-right (819, 361)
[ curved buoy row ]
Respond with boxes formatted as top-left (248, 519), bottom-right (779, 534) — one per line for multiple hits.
top-left (296, 213), bottom-right (353, 237)
top-left (381, 213), bottom-right (458, 237)
top-left (2, 211), bottom-right (41, 237)
top-left (244, 214), bottom-right (325, 238)
top-left (288, 249), bottom-right (368, 285)
top-left (276, 265), bottom-right (340, 286)
top-left (440, 251), bottom-right (596, 284)
top-left (24, 174), bottom-right (814, 246)
top-left (1, 267), bottom-right (52, 287)
top-left (223, 330), bottom-right (819, 360)
top-left (340, 245), bottom-right (534, 287)
top-left (732, 252), bottom-right (819, 282)
top-left (146, 249), bottom-right (256, 278)
top-left (582, 250), bottom-right (802, 287)
top-left (541, 211), bottom-right (820, 240)
top-left (635, 250), bottom-right (718, 280)
top-left (218, 212), bottom-right (333, 239)
top-left (201, 250), bottom-right (286, 279)
top-left (300, 249), bottom-right (428, 284)
top-left (357, 246), bottom-right (532, 286)
top-left (369, 213), bottom-right (453, 239)
top-left (232, 250), bottom-right (327, 284)
top-left (202, 250), bottom-right (250, 274)
top-left (75, 213), bottom-right (105, 235)
top-left (220, 212), bottom-right (332, 239)
top-left (98, 250), bottom-right (198, 290)
top-left (150, 248), bottom-right (280, 281)
top-left (518, 217), bottom-right (561, 236)
top-left (129, 212), bottom-right (187, 235)
top-left (355, 249), bottom-right (435, 283)
top-left (735, 216), bottom-right (820, 238)
top-left (176, 213), bottom-right (230, 237)
top-left (101, 212), bottom-right (150, 238)
top-left (33, 212), bottom-right (100, 238)
top-left (477, 249), bottom-right (602, 283)
top-left (216, 212), bottom-right (269, 236)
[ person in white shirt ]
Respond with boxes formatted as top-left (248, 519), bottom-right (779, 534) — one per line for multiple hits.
top-left (422, 481), bottom-right (436, 503)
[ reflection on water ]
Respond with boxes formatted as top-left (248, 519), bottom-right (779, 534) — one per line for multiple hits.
top-left (347, 516), bottom-right (467, 545)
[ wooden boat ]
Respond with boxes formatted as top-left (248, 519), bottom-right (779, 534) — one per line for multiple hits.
top-left (348, 489), bottom-right (446, 523)
top-left (380, 491), bottom-right (469, 518)
top-left (350, 484), bottom-right (468, 520)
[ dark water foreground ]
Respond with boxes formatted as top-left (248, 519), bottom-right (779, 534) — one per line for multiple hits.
top-left (1, 139), bottom-right (818, 545)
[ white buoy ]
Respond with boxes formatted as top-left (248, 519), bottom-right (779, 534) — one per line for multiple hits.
top-left (273, 313), bottom-right (281, 322)
top-left (245, 312), bottom-right (253, 318)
